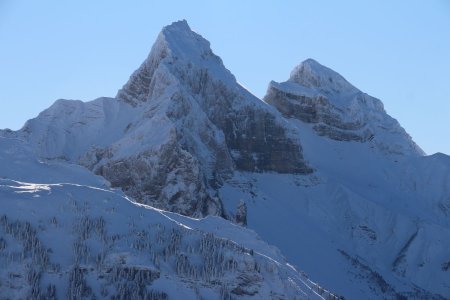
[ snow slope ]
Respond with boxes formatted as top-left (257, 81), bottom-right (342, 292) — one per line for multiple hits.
top-left (219, 145), bottom-right (450, 299)
top-left (0, 137), bottom-right (335, 299)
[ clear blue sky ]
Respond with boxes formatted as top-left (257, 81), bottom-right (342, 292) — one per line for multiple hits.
top-left (1, 0), bottom-right (449, 155)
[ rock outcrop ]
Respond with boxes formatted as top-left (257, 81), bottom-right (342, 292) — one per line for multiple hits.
top-left (235, 200), bottom-right (247, 226)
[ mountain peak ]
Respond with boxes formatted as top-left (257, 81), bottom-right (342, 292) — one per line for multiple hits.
top-left (289, 58), bottom-right (357, 93)
top-left (116, 20), bottom-right (231, 105)
top-left (163, 19), bottom-right (190, 31)
top-left (265, 58), bottom-right (424, 156)
top-left (158, 19), bottom-right (212, 63)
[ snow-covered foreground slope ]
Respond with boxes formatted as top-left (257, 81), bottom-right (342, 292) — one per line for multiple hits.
top-left (0, 137), bottom-right (335, 299)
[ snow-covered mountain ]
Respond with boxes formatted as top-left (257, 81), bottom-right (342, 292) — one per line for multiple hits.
top-left (1, 20), bottom-right (449, 299)
top-left (6, 20), bottom-right (310, 218)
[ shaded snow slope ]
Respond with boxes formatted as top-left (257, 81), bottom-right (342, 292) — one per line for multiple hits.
top-left (219, 141), bottom-right (450, 299)
top-left (0, 137), bottom-right (335, 300)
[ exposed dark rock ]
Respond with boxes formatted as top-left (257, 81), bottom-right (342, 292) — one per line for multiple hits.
top-left (442, 262), bottom-right (450, 271)
top-left (235, 201), bottom-right (247, 226)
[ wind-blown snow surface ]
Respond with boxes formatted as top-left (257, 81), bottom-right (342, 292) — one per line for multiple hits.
top-left (0, 137), bottom-right (333, 299)
top-left (1, 20), bottom-right (450, 299)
